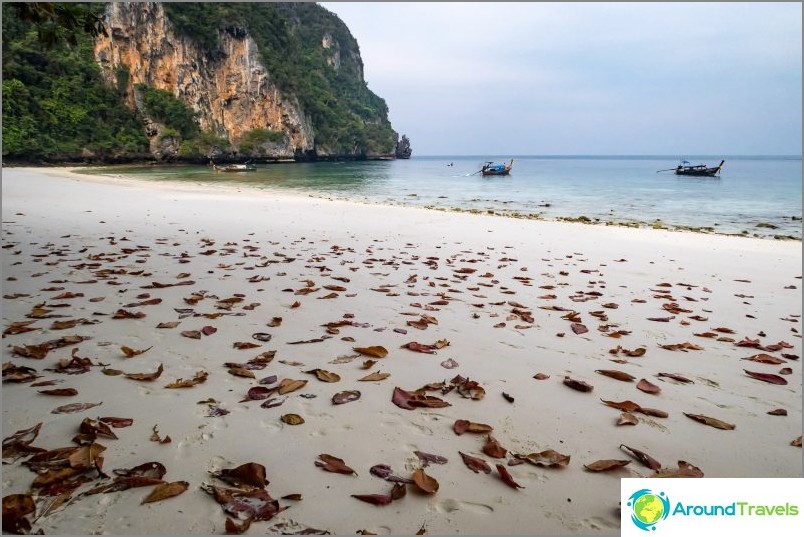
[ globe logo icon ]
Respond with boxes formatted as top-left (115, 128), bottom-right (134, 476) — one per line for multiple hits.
top-left (627, 489), bottom-right (670, 531)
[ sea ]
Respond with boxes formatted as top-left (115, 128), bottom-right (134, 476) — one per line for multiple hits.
top-left (82, 155), bottom-right (803, 240)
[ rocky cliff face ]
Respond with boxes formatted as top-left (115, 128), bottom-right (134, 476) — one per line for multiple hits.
top-left (94, 2), bottom-right (314, 159)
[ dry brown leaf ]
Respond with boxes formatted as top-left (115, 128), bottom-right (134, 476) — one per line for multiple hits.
top-left (358, 371), bottom-right (390, 382)
top-left (124, 363), bottom-right (164, 381)
top-left (315, 454), bottom-right (356, 475)
top-left (141, 481), bottom-right (188, 504)
top-left (281, 414), bottom-right (305, 425)
top-left (563, 377), bottom-right (593, 392)
top-left (411, 468), bottom-right (439, 494)
top-left (617, 412), bottom-right (639, 426)
top-left (353, 346), bottom-right (389, 358)
top-left (514, 450), bottom-right (570, 468)
top-left (459, 451), bottom-right (491, 473)
top-left (482, 435), bottom-right (507, 458)
top-left (453, 419), bottom-right (493, 435)
top-left (683, 413), bottom-right (735, 430)
top-left (595, 369), bottom-right (635, 382)
top-left (278, 379), bottom-right (307, 395)
top-left (620, 444), bottom-right (662, 470)
top-left (121, 345), bottom-right (152, 358)
top-left (305, 369), bottom-right (341, 383)
top-left (164, 371), bottom-right (208, 388)
top-left (51, 402), bottom-right (102, 414)
top-left (584, 459), bottom-right (631, 472)
top-left (636, 378), bottom-right (661, 394)
top-left (332, 390), bottom-right (361, 405)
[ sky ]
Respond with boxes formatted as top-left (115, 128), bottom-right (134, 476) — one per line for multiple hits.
top-left (319, 2), bottom-right (802, 156)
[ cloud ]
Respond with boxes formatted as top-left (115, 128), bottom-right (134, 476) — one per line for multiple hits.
top-left (320, 2), bottom-right (802, 155)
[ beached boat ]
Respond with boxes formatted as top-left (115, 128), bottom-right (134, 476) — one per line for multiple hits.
top-left (480, 159), bottom-right (514, 176)
top-left (673, 160), bottom-right (725, 177)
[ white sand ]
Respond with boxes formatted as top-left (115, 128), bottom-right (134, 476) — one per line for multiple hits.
top-left (2, 167), bottom-right (801, 535)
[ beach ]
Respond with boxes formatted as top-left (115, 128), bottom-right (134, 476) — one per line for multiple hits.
top-left (2, 167), bottom-right (801, 535)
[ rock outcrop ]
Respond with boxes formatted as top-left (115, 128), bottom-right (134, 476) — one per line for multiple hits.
top-left (94, 2), bottom-right (314, 160)
top-left (395, 134), bottom-right (412, 159)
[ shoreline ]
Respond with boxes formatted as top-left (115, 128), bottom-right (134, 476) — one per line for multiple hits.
top-left (19, 164), bottom-right (804, 242)
top-left (2, 167), bottom-right (801, 535)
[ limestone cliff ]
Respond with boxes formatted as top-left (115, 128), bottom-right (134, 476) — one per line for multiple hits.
top-left (93, 2), bottom-right (398, 161)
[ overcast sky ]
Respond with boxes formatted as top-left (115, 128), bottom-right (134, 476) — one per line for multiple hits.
top-left (319, 2), bottom-right (802, 156)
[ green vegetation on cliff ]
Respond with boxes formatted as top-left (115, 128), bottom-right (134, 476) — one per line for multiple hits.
top-left (2, 2), bottom-right (399, 162)
top-left (2, 3), bottom-right (149, 161)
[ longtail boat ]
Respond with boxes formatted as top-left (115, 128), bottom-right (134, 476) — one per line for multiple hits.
top-left (673, 160), bottom-right (724, 177)
top-left (480, 159), bottom-right (514, 176)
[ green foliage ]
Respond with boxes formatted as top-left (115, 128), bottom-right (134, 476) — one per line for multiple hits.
top-left (238, 128), bottom-right (285, 154)
top-left (2, 3), bottom-right (148, 161)
top-left (3, 2), bottom-right (107, 49)
top-left (179, 131), bottom-right (231, 158)
top-left (136, 84), bottom-right (199, 140)
top-left (2, 2), bottom-right (399, 161)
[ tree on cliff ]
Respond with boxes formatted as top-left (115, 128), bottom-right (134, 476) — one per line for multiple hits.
top-left (3, 2), bottom-right (106, 49)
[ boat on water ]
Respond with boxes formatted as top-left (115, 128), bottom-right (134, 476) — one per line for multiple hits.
top-left (673, 160), bottom-right (725, 177)
top-left (210, 161), bottom-right (257, 172)
top-left (480, 159), bottom-right (514, 176)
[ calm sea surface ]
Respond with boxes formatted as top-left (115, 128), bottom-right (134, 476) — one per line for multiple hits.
top-left (82, 155), bottom-right (802, 239)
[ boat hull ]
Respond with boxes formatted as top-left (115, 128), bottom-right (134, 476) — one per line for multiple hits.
top-left (674, 169), bottom-right (719, 177)
top-left (481, 169), bottom-right (511, 176)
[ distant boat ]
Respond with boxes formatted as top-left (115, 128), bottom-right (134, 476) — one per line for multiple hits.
top-left (480, 159), bottom-right (514, 176)
top-left (672, 160), bottom-right (724, 177)
top-left (211, 161), bottom-right (257, 172)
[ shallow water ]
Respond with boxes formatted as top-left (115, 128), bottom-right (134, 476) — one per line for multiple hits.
top-left (82, 155), bottom-right (802, 239)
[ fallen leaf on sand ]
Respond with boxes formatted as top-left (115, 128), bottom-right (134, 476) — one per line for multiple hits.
top-left (332, 390), bottom-right (361, 405)
top-left (563, 377), bottom-right (593, 392)
top-left (121, 345), bottom-right (152, 357)
top-left (683, 413), bottom-right (735, 430)
top-left (358, 371), bottom-right (389, 382)
top-left (595, 369), bottom-right (635, 382)
top-left (514, 450), bottom-right (570, 468)
top-left (453, 419), bottom-right (493, 435)
top-left (351, 493), bottom-right (393, 506)
top-left (281, 414), bottom-right (305, 425)
top-left (353, 346), bottom-right (388, 358)
top-left (214, 462), bottom-right (268, 488)
top-left (636, 378), bottom-right (661, 394)
top-left (743, 370), bottom-right (787, 385)
top-left (411, 468), bottom-right (438, 494)
top-left (459, 452), bottom-right (491, 473)
top-left (141, 481), bottom-right (189, 504)
top-left (124, 363), bottom-right (164, 381)
top-left (278, 379), bottom-right (307, 395)
top-left (315, 454), bottom-right (355, 475)
top-left (620, 444), bottom-right (661, 470)
top-left (51, 402), bottom-right (101, 414)
top-left (496, 464), bottom-right (524, 489)
top-left (164, 371), bottom-right (208, 388)
top-left (482, 435), bottom-right (507, 458)
top-left (584, 459), bottom-right (631, 472)
top-left (392, 387), bottom-right (451, 410)
top-left (617, 413), bottom-right (639, 426)
top-left (305, 369), bottom-right (341, 383)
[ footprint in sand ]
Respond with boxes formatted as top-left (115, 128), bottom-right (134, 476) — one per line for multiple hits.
top-left (434, 499), bottom-right (494, 515)
top-left (579, 516), bottom-right (621, 531)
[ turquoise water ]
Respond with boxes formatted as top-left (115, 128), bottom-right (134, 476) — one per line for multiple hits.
top-left (83, 155), bottom-right (802, 239)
